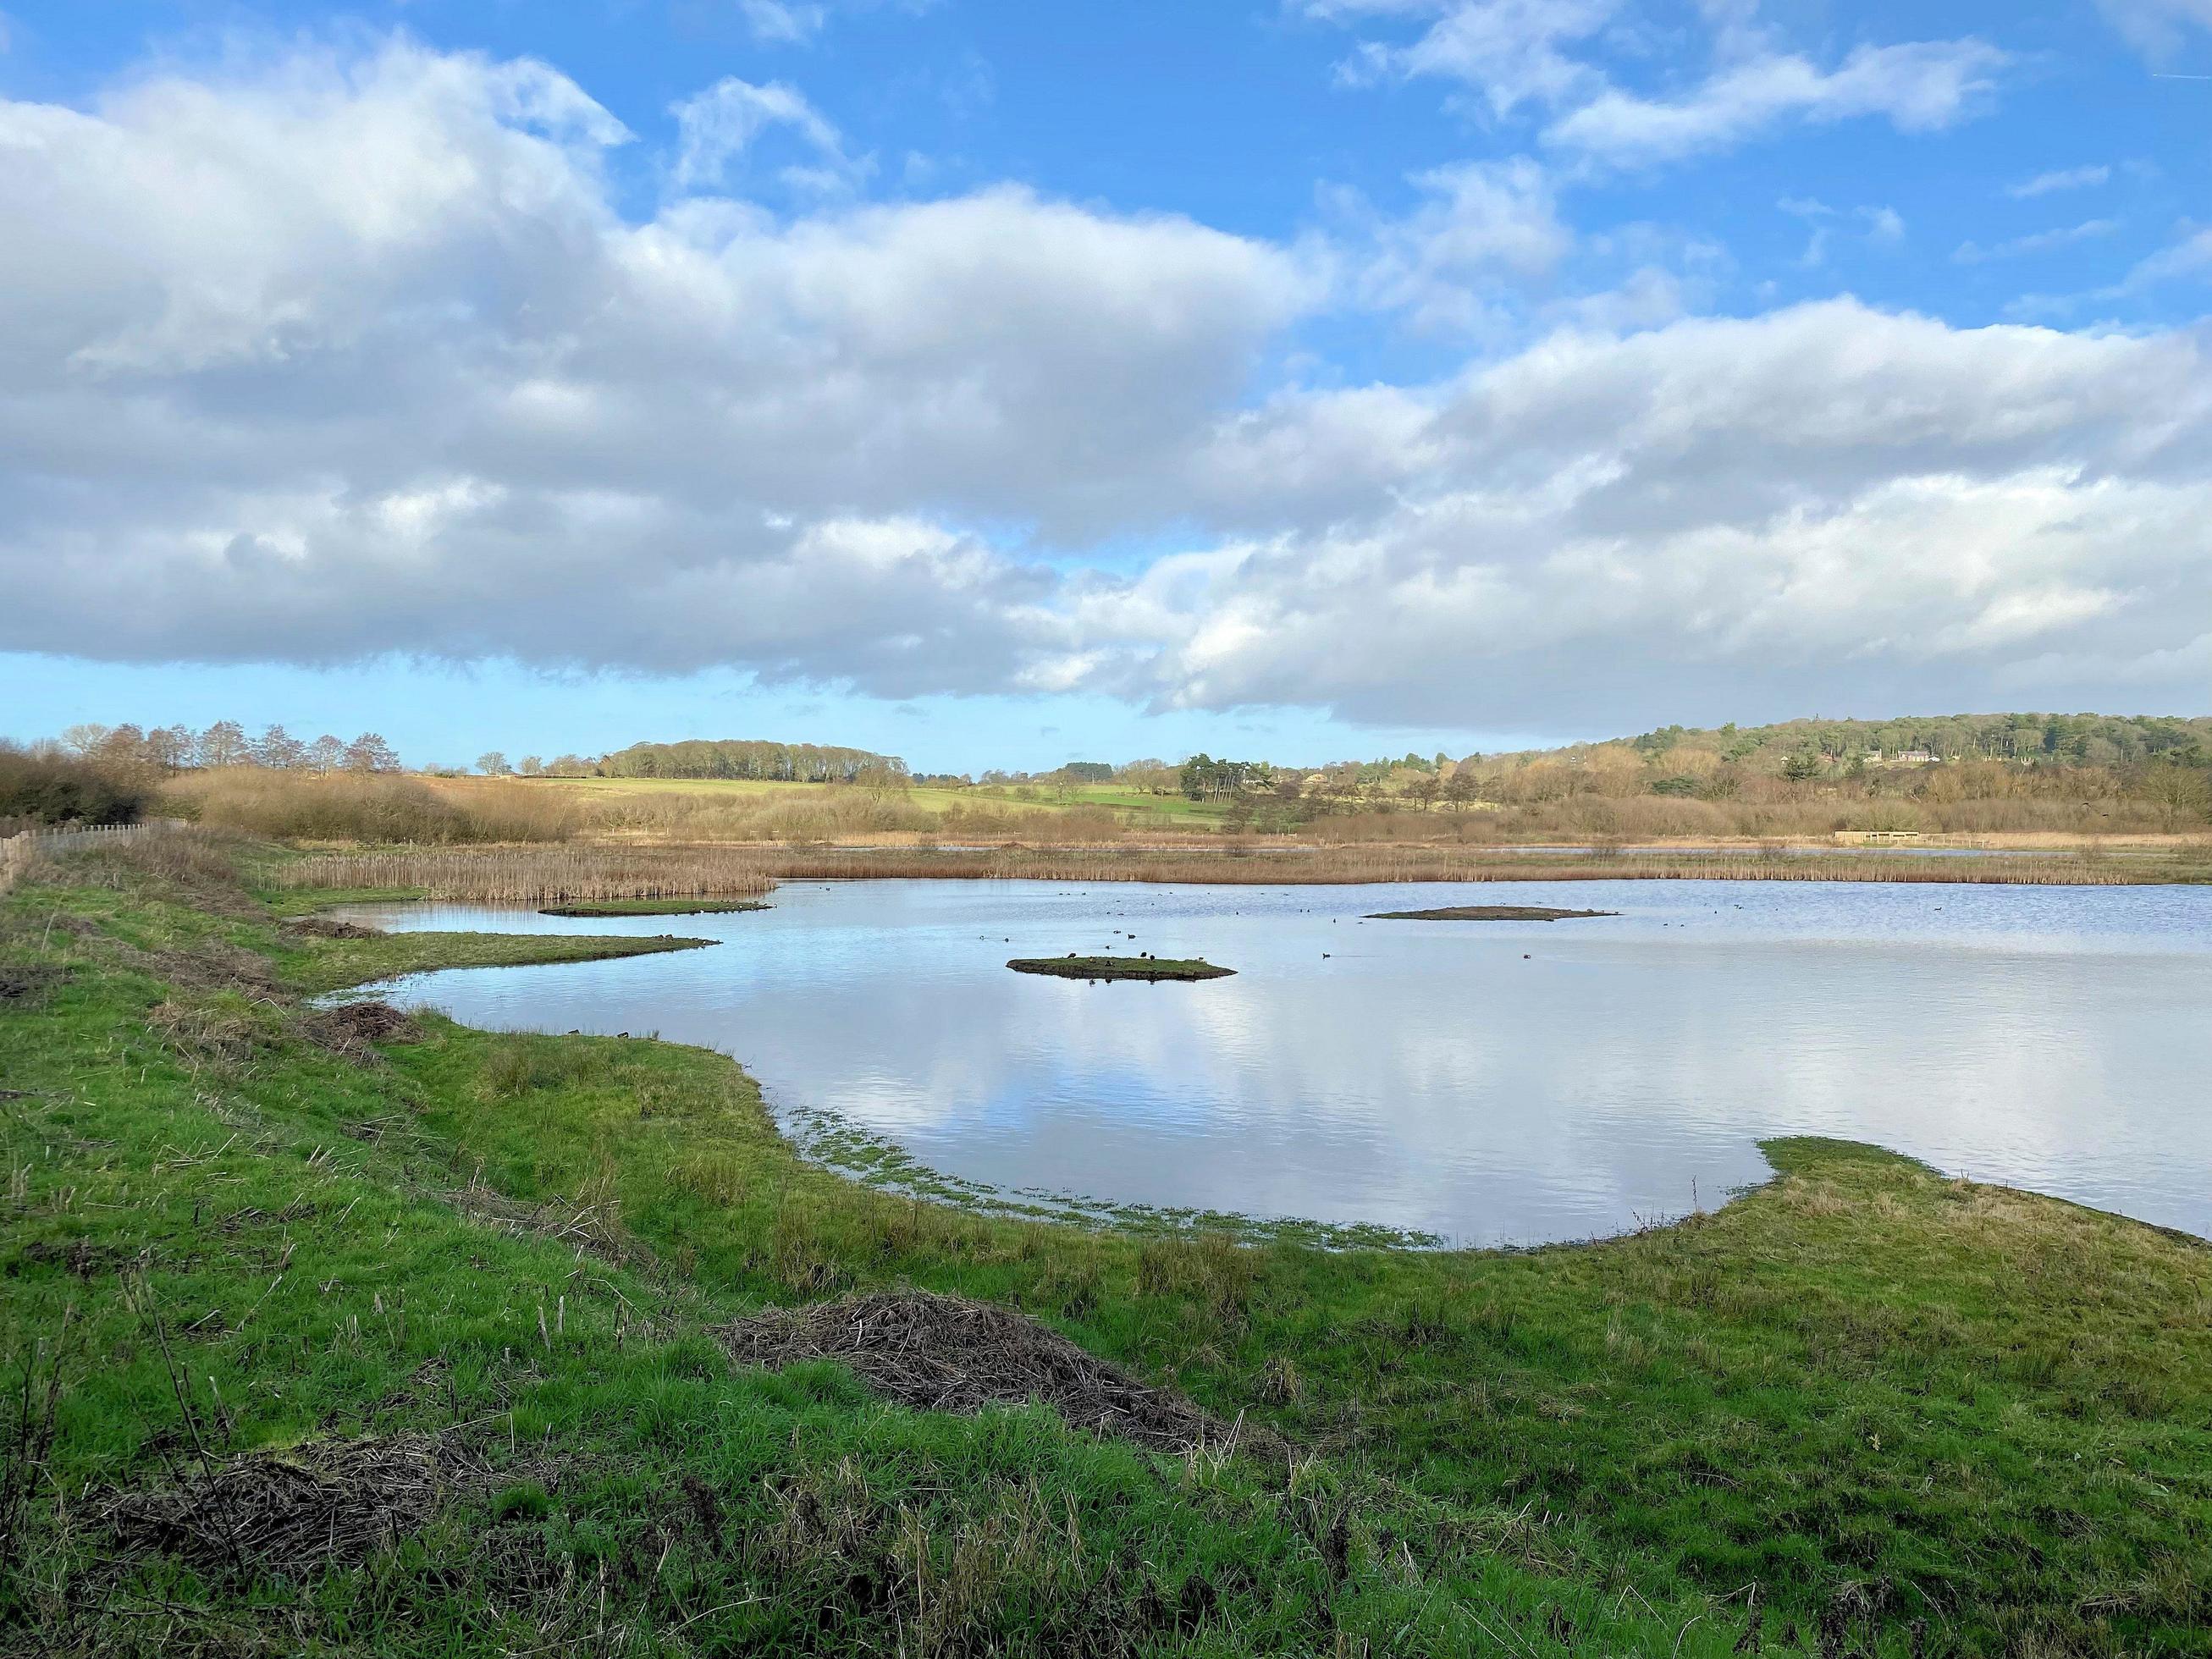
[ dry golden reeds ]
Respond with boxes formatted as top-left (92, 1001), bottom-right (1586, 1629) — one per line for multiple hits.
top-left (272, 844), bottom-right (773, 902)
top-left (753, 842), bottom-right (2159, 886)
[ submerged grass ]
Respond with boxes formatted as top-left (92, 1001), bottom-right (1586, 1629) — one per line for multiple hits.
top-left (1, 835), bottom-right (2207, 1655)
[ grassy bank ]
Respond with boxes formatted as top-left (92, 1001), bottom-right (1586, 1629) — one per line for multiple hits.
top-left (3, 840), bottom-right (2208, 1655)
top-left (1007, 956), bottom-right (1234, 981)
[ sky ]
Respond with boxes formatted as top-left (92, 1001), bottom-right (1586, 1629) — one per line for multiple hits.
top-left (1, 0), bottom-right (2208, 774)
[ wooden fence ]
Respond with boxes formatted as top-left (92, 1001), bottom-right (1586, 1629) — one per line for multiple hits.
top-left (0, 819), bottom-right (182, 893)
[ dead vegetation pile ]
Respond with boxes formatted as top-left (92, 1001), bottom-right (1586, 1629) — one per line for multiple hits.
top-left (282, 916), bottom-right (379, 940)
top-left (99, 1433), bottom-right (488, 1580)
top-left (302, 999), bottom-right (421, 1052)
top-left (722, 1290), bottom-right (1227, 1456)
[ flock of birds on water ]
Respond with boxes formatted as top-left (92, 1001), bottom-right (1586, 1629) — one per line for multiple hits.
top-left (963, 889), bottom-right (1775, 970)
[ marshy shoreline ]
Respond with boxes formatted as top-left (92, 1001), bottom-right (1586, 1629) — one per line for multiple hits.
top-left (4, 831), bottom-right (2209, 1656)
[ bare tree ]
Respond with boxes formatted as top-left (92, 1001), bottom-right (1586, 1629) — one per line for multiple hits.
top-left (345, 733), bottom-right (400, 774)
top-left (59, 723), bottom-right (112, 758)
top-left (256, 724), bottom-right (307, 769)
top-left (197, 721), bottom-right (249, 768)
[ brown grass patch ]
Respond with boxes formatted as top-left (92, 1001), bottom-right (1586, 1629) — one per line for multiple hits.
top-left (721, 1289), bottom-right (1228, 1456)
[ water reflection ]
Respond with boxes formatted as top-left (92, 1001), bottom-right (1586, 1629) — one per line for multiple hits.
top-left (334, 879), bottom-right (2212, 1246)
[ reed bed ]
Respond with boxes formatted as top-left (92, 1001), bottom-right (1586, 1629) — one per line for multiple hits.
top-left (272, 844), bottom-right (775, 903)
top-left (755, 842), bottom-right (2182, 887)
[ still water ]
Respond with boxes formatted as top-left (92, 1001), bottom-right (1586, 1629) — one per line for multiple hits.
top-left (333, 879), bottom-right (2212, 1247)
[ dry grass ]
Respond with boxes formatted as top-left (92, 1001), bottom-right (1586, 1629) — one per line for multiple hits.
top-left (168, 771), bottom-right (580, 843)
top-left (270, 844), bottom-right (773, 903)
top-left (754, 841), bottom-right (2166, 886)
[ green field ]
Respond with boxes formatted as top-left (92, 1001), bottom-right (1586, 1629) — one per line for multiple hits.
top-left (3, 840), bottom-right (2207, 1655)
top-left (523, 772), bottom-right (1239, 831)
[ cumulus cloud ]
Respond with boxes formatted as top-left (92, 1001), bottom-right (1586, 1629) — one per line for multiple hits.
top-left (1095, 301), bottom-right (2212, 723)
top-left (4, 37), bottom-right (2211, 730)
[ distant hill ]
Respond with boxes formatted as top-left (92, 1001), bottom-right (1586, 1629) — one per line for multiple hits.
top-left (1610, 713), bottom-right (2211, 770)
top-left (597, 739), bottom-right (908, 785)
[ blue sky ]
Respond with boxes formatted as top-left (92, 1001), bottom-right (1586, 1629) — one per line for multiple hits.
top-left (2, 0), bottom-right (2208, 771)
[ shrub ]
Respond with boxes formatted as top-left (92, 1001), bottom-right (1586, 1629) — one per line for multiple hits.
top-left (0, 744), bottom-right (152, 826)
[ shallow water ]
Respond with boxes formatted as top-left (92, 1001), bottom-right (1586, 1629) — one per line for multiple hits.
top-left (333, 879), bottom-right (2212, 1247)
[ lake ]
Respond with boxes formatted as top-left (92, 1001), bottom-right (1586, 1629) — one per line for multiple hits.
top-left (331, 878), bottom-right (2212, 1247)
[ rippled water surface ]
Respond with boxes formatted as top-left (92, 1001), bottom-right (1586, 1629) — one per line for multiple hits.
top-left (334, 879), bottom-right (2212, 1246)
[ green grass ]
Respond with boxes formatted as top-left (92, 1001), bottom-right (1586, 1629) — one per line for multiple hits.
top-left (277, 928), bottom-right (714, 996)
top-left (538, 898), bottom-right (770, 918)
top-left (3, 842), bottom-right (2208, 1655)
top-left (1007, 956), bottom-right (1234, 981)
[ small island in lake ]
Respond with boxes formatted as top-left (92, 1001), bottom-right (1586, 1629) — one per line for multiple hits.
top-left (539, 898), bottom-right (770, 918)
top-left (1365, 905), bottom-right (1618, 922)
top-left (1008, 955), bottom-right (1235, 981)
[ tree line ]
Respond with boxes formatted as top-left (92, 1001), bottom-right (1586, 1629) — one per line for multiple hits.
top-left (48, 722), bottom-right (403, 776)
top-left (598, 739), bottom-right (909, 786)
top-left (1627, 713), bottom-right (2212, 770)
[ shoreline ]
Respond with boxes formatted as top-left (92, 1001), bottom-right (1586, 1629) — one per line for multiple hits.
top-left (7, 838), bottom-right (2209, 1653)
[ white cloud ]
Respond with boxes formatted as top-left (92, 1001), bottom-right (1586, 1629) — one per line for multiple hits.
top-left (0, 39), bottom-right (1313, 691)
top-left (2119, 225), bottom-right (2212, 288)
top-left (1546, 39), bottom-right (2006, 163)
top-left (2009, 164), bottom-right (2111, 198)
top-left (1349, 158), bottom-right (1570, 331)
top-left (739, 0), bottom-right (830, 43)
top-left (1338, 0), bottom-right (1618, 115)
top-left (670, 76), bottom-right (854, 189)
top-left (5, 38), bottom-right (2211, 730)
top-left (2097, 0), bottom-right (2212, 57)
top-left (1955, 219), bottom-right (2121, 264)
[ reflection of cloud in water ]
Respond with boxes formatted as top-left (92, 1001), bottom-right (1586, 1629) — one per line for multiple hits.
top-left (336, 879), bottom-right (2212, 1246)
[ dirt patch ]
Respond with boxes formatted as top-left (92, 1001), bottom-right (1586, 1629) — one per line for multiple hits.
top-left (9, 1238), bottom-right (143, 1280)
top-left (100, 1433), bottom-right (489, 1581)
top-left (284, 917), bottom-right (381, 940)
top-left (1364, 905), bottom-right (1619, 922)
top-left (721, 1289), bottom-right (1231, 1456)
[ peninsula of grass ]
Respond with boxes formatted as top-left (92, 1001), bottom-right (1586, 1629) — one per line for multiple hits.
top-left (1365, 904), bottom-right (1619, 921)
top-left (1008, 954), bottom-right (1234, 980)
top-left (538, 896), bottom-right (769, 918)
top-left (3, 833), bottom-right (2207, 1656)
